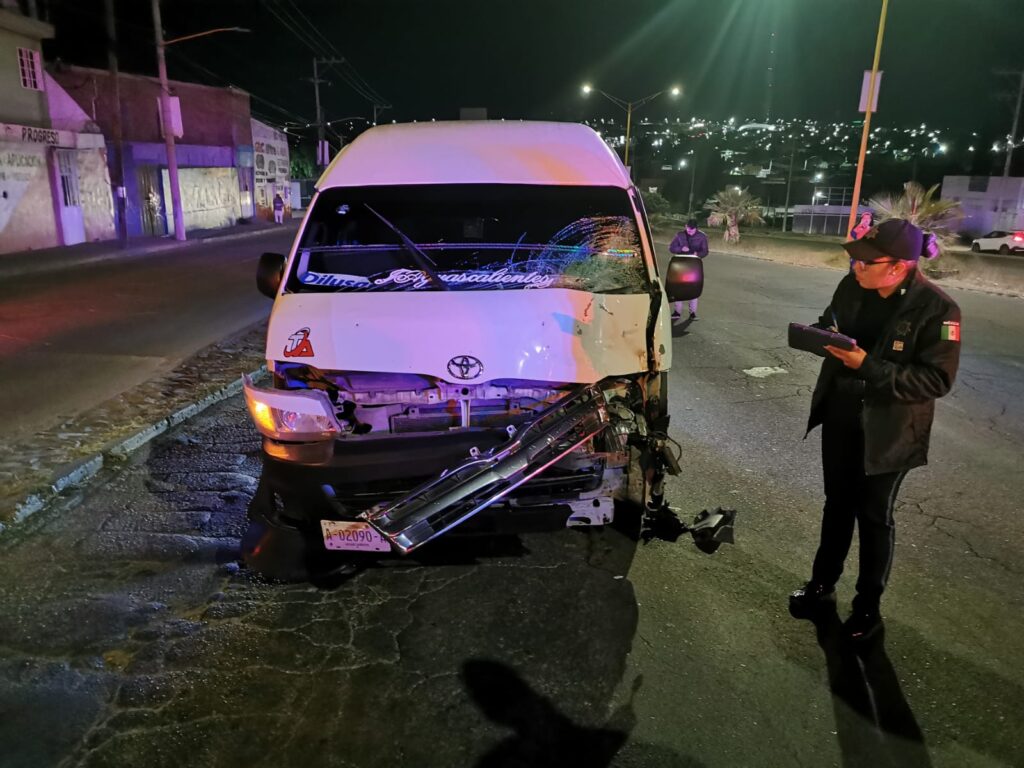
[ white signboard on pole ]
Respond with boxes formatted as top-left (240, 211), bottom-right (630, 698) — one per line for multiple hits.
top-left (858, 71), bottom-right (882, 113)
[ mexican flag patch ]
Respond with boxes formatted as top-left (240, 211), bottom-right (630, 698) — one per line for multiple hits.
top-left (941, 320), bottom-right (960, 342)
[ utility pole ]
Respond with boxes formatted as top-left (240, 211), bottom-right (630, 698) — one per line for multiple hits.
top-left (151, 0), bottom-right (186, 241)
top-left (687, 154), bottom-right (697, 216)
top-left (997, 69), bottom-right (1024, 177)
top-left (104, 0), bottom-right (128, 247)
top-left (782, 139), bottom-right (796, 232)
top-left (846, 0), bottom-right (889, 242)
top-left (311, 57), bottom-right (344, 167)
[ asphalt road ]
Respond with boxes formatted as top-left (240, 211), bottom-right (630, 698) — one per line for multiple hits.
top-left (0, 248), bottom-right (1021, 767)
top-left (0, 229), bottom-right (294, 443)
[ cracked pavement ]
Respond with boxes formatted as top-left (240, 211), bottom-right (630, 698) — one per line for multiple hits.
top-left (0, 251), bottom-right (1022, 767)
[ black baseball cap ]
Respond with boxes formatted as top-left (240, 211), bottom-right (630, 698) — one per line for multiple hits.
top-left (843, 218), bottom-right (923, 262)
top-left (686, 218), bottom-right (698, 228)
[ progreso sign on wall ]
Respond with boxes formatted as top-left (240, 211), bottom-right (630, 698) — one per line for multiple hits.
top-left (0, 122), bottom-right (105, 149)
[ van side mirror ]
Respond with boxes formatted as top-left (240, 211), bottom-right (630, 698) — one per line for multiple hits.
top-left (257, 252), bottom-right (286, 299)
top-left (665, 256), bottom-right (704, 302)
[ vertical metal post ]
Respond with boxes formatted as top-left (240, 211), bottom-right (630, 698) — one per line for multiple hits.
top-left (687, 155), bottom-right (697, 216)
top-left (313, 58), bottom-right (325, 166)
top-left (623, 102), bottom-right (633, 169)
top-left (845, 0), bottom-right (889, 242)
top-left (1003, 70), bottom-right (1024, 177)
top-left (104, 0), bottom-right (128, 247)
top-left (152, 0), bottom-right (186, 240)
top-left (782, 140), bottom-right (796, 232)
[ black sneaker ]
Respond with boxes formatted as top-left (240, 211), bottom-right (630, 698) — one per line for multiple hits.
top-left (843, 610), bottom-right (883, 642)
top-left (689, 312), bottom-right (698, 321)
top-left (788, 581), bottom-right (836, 618)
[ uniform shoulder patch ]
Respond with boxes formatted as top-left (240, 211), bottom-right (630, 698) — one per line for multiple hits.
top-left (941, 320), bottom-right (960, 342)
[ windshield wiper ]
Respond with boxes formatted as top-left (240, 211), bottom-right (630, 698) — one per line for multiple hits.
top-left (364, 204), bottom-right (448, 290)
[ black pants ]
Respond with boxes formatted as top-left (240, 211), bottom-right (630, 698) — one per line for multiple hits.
top-left (812, 392), bottom-right (908, 613)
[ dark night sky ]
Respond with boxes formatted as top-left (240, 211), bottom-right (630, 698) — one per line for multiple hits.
top-left (45, 0), bottom-right (1023, 136)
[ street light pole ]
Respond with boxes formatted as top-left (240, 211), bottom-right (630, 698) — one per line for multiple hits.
top-left (845, 0), bottom-right (889, 241)
top-left (104, 0), bottom-right (127, 247)
top-left (582, 84), bottom-right (680, 174)
top-left (1002, 69), bottom-right (1024, 177)
top-left (624, 103), bottom-right (634, 167)
top-left (149, 12), bottom-right (249, 242)
top-left (782, 139), bottom-right (796, 232)
top-left (151, 0), bottom-right (185, 241)
top-left (687, 156), bottom-right (697, 215)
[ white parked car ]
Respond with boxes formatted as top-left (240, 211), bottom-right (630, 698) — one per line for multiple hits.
top-left (240, 120), bottom-right (724, 579)
top-left (970, 230), bottom-right (1024, 254)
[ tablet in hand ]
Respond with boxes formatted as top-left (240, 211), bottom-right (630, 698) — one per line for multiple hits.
top-left (788, 323), bottom-right (857, 357)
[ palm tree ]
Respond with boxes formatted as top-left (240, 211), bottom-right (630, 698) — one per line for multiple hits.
top-left (706, 187), bottom-right (764, 243)
top-left (868, 181), bottom-right (963, 252)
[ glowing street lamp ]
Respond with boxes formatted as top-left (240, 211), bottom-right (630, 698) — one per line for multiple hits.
top-left (581, 83), bottom-right (681, 168)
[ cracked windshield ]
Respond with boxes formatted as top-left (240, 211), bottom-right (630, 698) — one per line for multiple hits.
top-left (289, 184), bottom-right (648, 293)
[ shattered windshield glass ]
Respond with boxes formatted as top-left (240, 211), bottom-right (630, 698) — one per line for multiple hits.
top-left (286, 184), bottom-right (649, 294)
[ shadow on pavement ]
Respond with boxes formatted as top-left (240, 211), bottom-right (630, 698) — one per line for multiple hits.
top-left (462, 658), bottom-right (629, 767)
top-left (811, 606), bottom-right (932, 768)
top-left (671, 316), bottom-right (695, 338)
top-left (462, 659), bottom-right (703, 768)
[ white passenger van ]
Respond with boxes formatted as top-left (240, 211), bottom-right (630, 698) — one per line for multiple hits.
top-left (242, 120), bottom-right (703, 578)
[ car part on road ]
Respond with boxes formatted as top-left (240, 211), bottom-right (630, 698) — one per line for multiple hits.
top-left (361, 383), bottom-right (610, 553)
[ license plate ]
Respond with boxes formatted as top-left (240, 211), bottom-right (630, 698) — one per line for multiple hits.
top-left (320, 520), bottom-right (391, 552)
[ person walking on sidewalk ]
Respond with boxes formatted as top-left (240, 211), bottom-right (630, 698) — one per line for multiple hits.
top-left (789, 218), bottom-right (961, 642)
top-left (668, 218), bottom-right (709, 321)
top-left (273, 193), bottom-right (285, 225)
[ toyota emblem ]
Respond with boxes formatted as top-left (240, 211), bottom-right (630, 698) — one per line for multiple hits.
top-left (447, 355), bottom-right (484, 380)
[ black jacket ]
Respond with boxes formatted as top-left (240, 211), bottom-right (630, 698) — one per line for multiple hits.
top-left (807, 269), bottom-right (961, 475)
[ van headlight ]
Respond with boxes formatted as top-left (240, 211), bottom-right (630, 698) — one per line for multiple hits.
top-left (242, 374), bottom-right (341, 442)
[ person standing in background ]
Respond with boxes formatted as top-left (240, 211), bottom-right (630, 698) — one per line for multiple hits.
top-left (273, 192), bottom-right (285, 225)
top-left (668, 218), bottom-right (709, 321)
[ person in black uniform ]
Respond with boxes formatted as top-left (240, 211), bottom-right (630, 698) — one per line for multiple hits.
top-left (789, 218), bottom-right (961, 641)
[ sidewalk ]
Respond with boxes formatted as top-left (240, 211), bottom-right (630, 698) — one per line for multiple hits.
top-left (0, 321), bottom-right (269, 527)
top-left (0, 218), bottom-right (300, 280)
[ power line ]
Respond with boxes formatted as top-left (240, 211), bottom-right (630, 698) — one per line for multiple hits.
top-left (166, 47), bottom-right (310, 125)
top-left (264, 0), bottom-right (389, 108)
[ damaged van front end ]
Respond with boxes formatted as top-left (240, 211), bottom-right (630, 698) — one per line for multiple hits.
top-left (240, 122), bottom-right (703, 578)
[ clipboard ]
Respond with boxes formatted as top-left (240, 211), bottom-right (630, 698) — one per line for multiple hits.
top-left (788, 323), bottom-right (856, 357)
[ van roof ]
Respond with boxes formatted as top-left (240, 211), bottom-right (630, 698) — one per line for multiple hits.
top-left (316, 121), bottom-right (632, 190)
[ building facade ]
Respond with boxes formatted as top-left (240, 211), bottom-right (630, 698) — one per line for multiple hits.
top-left (51, 65), bottom-right (257, 237)
top-left (941, 175), bottom-right (1024, 236)
top-left (251, 118), bottom-right (290, 221)
top-left (0, 7), bottom-right (115, 255)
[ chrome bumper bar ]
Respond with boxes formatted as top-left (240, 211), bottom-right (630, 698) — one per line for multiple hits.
top-left (361, 384), bottom-right (610, 554)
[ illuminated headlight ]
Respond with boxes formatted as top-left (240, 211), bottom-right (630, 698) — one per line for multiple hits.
top-left (242, 374), bottom-right (341, 442)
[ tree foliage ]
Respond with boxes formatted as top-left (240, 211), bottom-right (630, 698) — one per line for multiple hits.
top-left (868, 181), bottom-right (962, 236)
top-left (706, 187), bottom-right (764, 243)
top-left (641, 189), bottom-right (672, 216)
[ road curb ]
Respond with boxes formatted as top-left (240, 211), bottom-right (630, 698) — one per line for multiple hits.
top-left (3, 365), bottom-right (269, 533)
